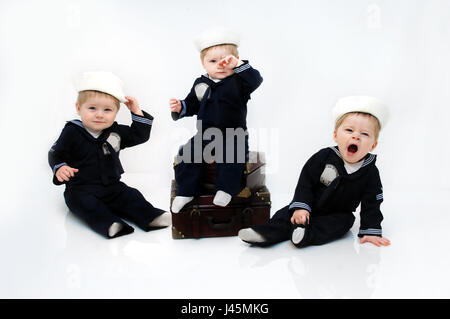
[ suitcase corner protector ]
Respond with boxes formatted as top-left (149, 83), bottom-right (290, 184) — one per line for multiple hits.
top-left (236, 187), bottom-right (251, 198)
top-left (172, 226), bottom-right (185, 239)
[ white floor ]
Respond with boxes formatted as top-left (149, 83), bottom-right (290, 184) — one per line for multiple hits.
top-left (2, 0), bottom-right (450, 301)
top-left (2, 171), bottom-right (450, 299)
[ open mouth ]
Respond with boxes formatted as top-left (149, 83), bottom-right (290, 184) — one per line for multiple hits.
top-left (347, 144), bottom-right (358, 154)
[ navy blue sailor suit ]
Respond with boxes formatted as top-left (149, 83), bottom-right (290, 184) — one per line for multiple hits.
top-left (250, 146), bottom-right (385, 247)
top-left (48, 111), bottom-right (165, 239)
top-left (172, 60), bottom-right (263, 197)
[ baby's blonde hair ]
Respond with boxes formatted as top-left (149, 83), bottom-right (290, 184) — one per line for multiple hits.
top-left (200, 44), bottom-right (239, 61)
top-left (76, 90), bottom-right (120, 109)
top-left (335, 112), bottom-right (381, 140)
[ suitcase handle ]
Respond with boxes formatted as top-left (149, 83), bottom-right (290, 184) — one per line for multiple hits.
top-left (206, 216), bottom-right (236, 230)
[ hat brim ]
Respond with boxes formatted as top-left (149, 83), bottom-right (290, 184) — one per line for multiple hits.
top-left (333, 96), bottom-right (389, 129)
top-left (194, 29), bottom-right (240, 52)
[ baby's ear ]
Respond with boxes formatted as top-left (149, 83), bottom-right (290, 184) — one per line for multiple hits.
top-left (75, 103), bottom-right (81, 114)
top-left (371, 140), bottom-right (378, 151)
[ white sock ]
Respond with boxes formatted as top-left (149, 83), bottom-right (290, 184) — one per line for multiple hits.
top-left (291, 227), bottom-right (305, 245)
top-left (108, 222), bottom-right (123, 237)
top-left (171, 196), bottom-right (194, 213)
top-left (213, 190), bottom-right (232, 207)
top-left (149, 212), bottom-right (172, 227)
top-left (238, 228), bottom-right (266, 243)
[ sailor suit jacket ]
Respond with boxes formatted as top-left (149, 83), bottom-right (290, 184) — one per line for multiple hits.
top-left (171, 60), bottom-right (263, 130)
top-left (48, 111), bottom-right (153, 189)
top-left (289, 146), bottom-right (385, 238)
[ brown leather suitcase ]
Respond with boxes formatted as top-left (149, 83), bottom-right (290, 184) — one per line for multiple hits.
top-left (170, 180), bottom-right (271, 239)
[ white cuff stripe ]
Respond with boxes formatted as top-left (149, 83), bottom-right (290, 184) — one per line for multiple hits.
top-left (235, 63), bottom-right (251, 73)
top-left (132, 115), bottom-right (153, 125)
top-left (53, 162), bottom-right (67, 174)
top-left (289, 202), bottom-right (312, 212)
top-left (359, 228), bottom-right (382, 235)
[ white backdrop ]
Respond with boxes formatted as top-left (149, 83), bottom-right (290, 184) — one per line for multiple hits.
top-left (1, 0), bottom-right (450, 298)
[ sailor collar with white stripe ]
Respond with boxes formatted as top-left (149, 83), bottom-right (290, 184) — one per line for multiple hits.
top-left (200, 73), bottom-right (223, 85)
top-left (69, 119), bottom-right (84, 128)
top-left (329, 146), bottom-right (376, 169)
top-left (68, 119), bottom-right (112, 140)
top-left (205, 74), bottom-right (222, 83)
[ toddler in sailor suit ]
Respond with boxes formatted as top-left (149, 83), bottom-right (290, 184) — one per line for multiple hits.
top-left (169, 28), bottom-right (263, 213)
top-left (239, 96), bottom-right (391, 248)
top-left (48, 71), bottom-right (170, 239)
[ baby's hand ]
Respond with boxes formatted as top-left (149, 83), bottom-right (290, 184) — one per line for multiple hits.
top-left (290, 209), bottom-right (310, 225)
top-left (360, 235), bottom-right (391, 247)
top-left (125, 96), bottom-right (143, 116)
top-left (218, 55), bottom-right (243, 69)
top-left (169, 98), bottom-right (182, 113)
top-left (55, 165), bottom-right (79, 183)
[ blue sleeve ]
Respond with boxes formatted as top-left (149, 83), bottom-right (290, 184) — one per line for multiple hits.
top-left (48, 125), bottom-right (75, 185)
top-left (172, 80), bottom-right (201, 121)
top-left (358, 166), bottom-right (384, 237)
top-left (233, 60), bottom-right (263, 96)
top-left (118, 110), bottom-right (154, 149)
top-left (288, 150), bottom-right (325, 214)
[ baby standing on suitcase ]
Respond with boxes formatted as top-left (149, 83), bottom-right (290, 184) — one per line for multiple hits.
top-left (239, 96), bottom-right (391, 248)
top-left (169, 28), bottom-right (263, 213)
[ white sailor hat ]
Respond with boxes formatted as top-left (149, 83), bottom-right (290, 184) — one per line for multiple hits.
top-left (75, 71), bottom-right (127, 103)
top-left (333, 96), bottom-right (389, 129)
top-left (194, 28), bottom-right (240, 52)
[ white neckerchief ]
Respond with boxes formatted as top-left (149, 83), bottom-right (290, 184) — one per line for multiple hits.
top-left (206, 74), bottom-right (222, 83)
top-left (344, 159), bottom-right (364, 174)
top-left (84, 126), bottom-right (103, 139)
